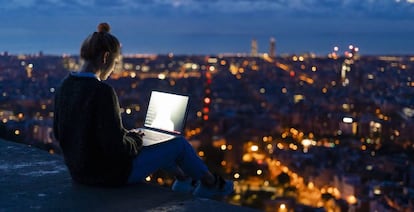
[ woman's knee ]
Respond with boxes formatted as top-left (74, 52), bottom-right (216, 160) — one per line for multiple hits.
top-left (170, 136), bottom-right (188, 147)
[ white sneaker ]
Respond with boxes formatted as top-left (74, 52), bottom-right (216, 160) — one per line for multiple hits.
top-left (193, 175), bottom-right (234, 199)
top-left (172, 178), bottom-right (197, 193)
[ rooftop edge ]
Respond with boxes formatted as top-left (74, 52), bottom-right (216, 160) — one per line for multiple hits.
top-left (0, 139), bottom-right (258, 212)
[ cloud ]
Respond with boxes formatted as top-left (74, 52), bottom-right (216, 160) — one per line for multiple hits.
top-left (0, 0), bottom-right (413, 19)
top-left (198, 0), bottom-right (414, 18)
top-left (0, 0), bottom-right (36, 9)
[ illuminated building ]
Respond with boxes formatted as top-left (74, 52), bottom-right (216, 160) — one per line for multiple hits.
top-left (269, 37), bottom-right (276, 58)
top-left (114, 53), bottom-right (124, 73)
top-left (339, 116), bottom-right (358, 136)
top-left (25, 63), bottom-right (33, 78)
top-left (340, 59), bottom-right (352, 86)
top-left (251, 39), bottom-right (258, 57)
top-left (31, 121), bottom-right (54, 145)
top-left (340, 45), bottom-right (359, 86)
top-left (202, 59), bottom-right (215, 122)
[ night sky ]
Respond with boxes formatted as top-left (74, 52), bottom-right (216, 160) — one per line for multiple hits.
top-left (1, 0), bottom-right (413, 55)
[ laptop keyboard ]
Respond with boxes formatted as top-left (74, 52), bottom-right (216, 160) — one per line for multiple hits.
top-left (141, 129), bottom-right (174, 142)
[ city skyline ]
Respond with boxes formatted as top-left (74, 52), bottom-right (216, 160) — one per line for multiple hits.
top-left (0, 0), bottom-right (414, 55)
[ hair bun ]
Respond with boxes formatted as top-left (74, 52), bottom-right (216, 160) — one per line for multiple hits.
top-left (97, 23), bottom-right (111, 33)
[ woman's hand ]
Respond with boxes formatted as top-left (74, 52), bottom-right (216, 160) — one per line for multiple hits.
top-left (128, 129), bottom-right (145, 139)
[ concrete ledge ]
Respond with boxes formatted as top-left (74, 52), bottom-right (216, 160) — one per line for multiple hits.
top-left (0, 139), bottom-right (258, 211)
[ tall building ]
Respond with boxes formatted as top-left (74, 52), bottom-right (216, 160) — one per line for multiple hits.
top-left (269, 37), bottom-right (276, 58)
top-left (251, 39), bottom-right (258, 57)
top-left (340, 59), bottom-right (352, 86)
top-left (202, 59), bottom-right (214, 122)
top-left (341, 45), bottom-right (359, 87)
top-left (202, 71), bottom-right (211, 122)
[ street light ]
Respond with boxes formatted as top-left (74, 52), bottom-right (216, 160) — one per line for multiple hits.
top-left (251, 145), bottom-right (259, 152)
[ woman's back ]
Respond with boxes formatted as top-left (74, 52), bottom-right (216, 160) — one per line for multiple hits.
top-left (54, 74), bottom-right (136, 186)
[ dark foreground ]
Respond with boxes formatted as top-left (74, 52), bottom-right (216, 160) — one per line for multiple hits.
top-left (0, 139), bottom-right (258, 212)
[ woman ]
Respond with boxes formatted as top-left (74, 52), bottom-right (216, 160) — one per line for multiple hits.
top-left (53, 23), bottom-right (233, 199)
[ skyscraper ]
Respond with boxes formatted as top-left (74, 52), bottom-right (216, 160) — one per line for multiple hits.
top-left (269, 37), bottom-right (276, 58)
top-left (251, 39), bottom-right (258, 57)
top-left (341, 45), bottom-right (359, 86)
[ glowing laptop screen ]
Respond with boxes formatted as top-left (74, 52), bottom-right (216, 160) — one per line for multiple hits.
top-left (144, 91), bottom-right (189, 134)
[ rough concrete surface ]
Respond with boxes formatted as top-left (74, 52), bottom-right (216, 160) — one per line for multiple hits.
top-left (0, 139), bottom-right (259, 212)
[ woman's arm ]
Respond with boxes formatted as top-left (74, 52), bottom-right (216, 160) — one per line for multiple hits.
top-left (95, 84), bottom-right (142, 158)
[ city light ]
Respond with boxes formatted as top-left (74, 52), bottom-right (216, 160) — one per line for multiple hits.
top-left (259, 88), bottom-right (266, 94)
top-left (347, 195), bottom-right (358, 205)
top-left (208, 58), bottom-right (218, 63)
top-left (250, 145), bottom-right (259, 152)
top-left (342, 117), bottom-right (353, 123)
top-left (134, 106), bottom-right (140, 111)
top-left (301, 64), bottom-right (306, 69)
top-left (278, 203), bottom-right (288, 212)
top-left (130, 72), bottom-right (136, 78)
top-left (374, 188), bottom-right (381, 195)
top-left (301, 139), bottom-right (313, 153)
top-left (266, 144), bottom-right (273, 150)
top-left (227, 145), bottom-right (233, 150)
top-left (1, 50), bottom-right (413, 212)
top-left (157, 73), bottom-right (166, 80)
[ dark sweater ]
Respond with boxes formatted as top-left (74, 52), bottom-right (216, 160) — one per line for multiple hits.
top-left (53, 74), bottom-right (142, 186)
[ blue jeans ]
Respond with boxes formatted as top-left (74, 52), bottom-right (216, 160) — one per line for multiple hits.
top-left (127, 136), bottom-right (209, 184)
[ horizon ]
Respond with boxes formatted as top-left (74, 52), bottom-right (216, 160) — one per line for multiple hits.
top-left (2, 50), bottom-right (414, 57)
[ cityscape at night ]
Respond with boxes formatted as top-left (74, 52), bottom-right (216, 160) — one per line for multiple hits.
top-left (1, 41), bottom-right (414, 211)
top-left (1, 1), bottom-right (414, 211)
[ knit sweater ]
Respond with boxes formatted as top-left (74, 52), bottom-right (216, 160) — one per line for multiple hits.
top-left (53, 74), bottom-right (142, 186)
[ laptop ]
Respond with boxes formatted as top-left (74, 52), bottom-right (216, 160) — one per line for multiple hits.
top-left (136, 90), bottom-right (190, 146)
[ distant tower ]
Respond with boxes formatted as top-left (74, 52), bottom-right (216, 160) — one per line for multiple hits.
top-left (203, 67), bottom-right (212, 122)
top-left (114, 54), bottom-right (124, 73)
top-left (341, 45), bottom-right (359, 86)
top-left (251, 39), bottom-right (258, 57)
top-left (340, 59), bottom-right (352, 86)
top-left (269, 37), bottom-right (276, 58)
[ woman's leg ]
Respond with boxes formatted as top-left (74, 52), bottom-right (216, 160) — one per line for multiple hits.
top-left (127, 136), bottom-right (209, 184)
